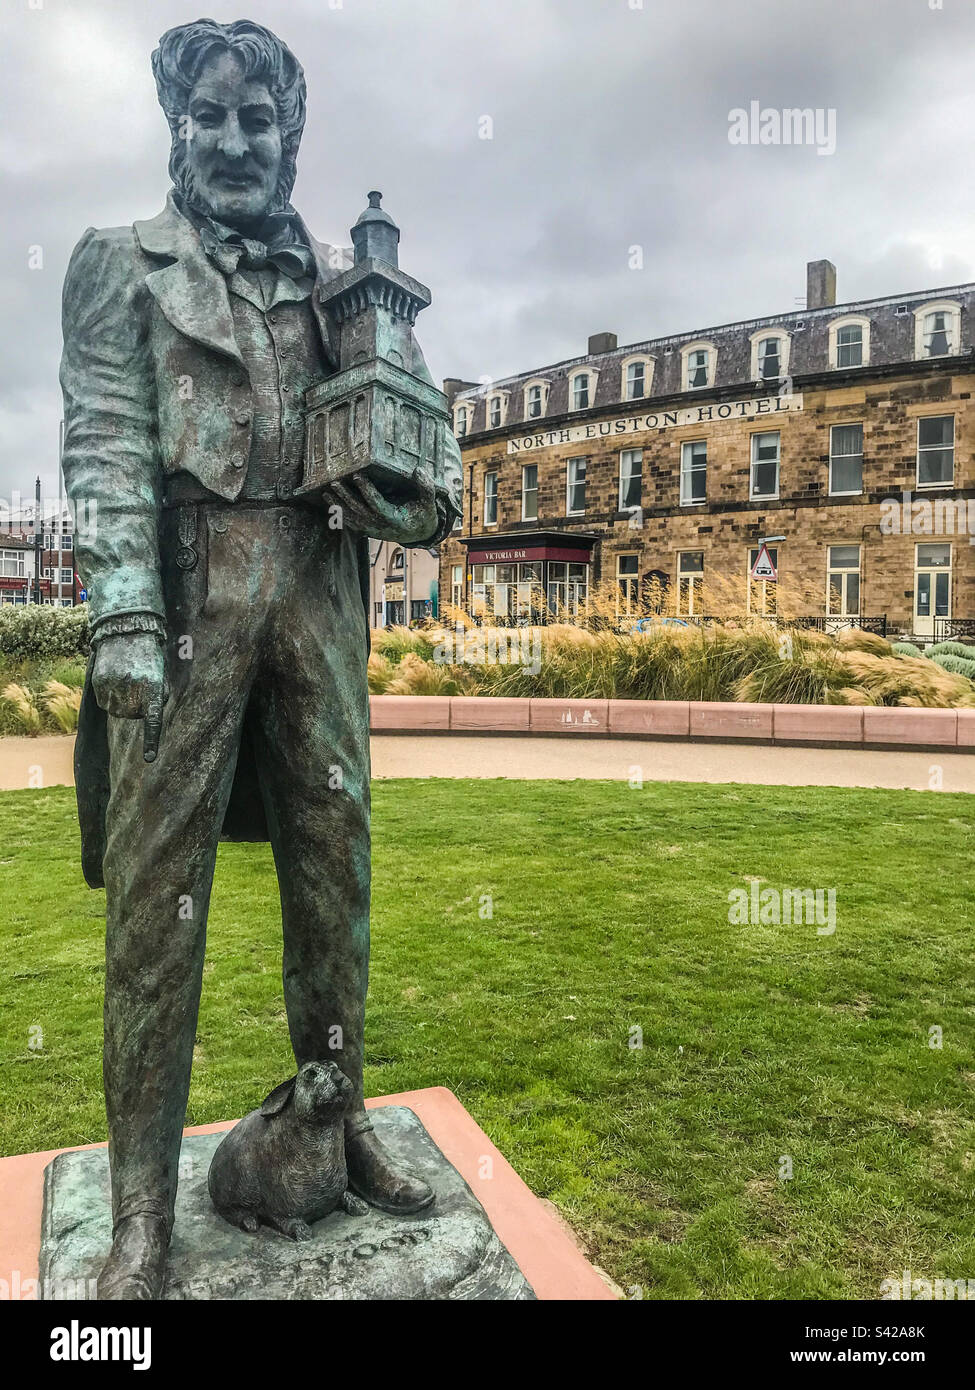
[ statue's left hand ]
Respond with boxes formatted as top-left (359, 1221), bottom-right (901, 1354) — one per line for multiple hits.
top-left (329, 467), bottom-right (439, 545)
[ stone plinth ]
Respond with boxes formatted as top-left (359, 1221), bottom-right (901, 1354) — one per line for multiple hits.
top-left (39, 1107), bottom-right (532, 1301)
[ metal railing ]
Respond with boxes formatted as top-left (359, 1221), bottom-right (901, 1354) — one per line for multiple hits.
top-left (791, 615), bottom-right (888, 637)
top-left (933, 618), bottom-right (975, 641)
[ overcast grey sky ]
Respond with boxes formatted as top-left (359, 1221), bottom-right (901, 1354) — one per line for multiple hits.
top-left (2, 0), bottom-right (974, 497)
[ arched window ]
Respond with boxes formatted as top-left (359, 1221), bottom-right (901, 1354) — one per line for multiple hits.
top-left (749, 329), bottom-right (790, 383)
top-left (486, 391), bottom-right (509, 429)
top-left (453, 402), bottom-right (472, 437)
top-left (391, 549), bottom-right (405, 570)
top-left (680, 340), bottom-right (716, 391)
top-left (568, 368), bottom-right (599, 411)
top-left (914, 301), bottom-right (961, 360)
top-left (523, 378), bottom-right (550, 421)
top-left (620, 354), bottom-right (654, 401)
top-left (828, 315), bottom-right (871, 370)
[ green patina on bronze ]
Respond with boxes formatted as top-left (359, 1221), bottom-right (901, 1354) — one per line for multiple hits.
top-left (58, 17), bottom-right (462, 1300)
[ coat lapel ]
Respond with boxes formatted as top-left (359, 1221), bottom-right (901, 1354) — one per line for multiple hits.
top-left (134, 195), bottom-right (347, 374)
top-left (134, 194), bottom-right (244, 366)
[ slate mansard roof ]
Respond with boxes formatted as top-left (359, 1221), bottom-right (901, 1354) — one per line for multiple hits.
top-left (450, 280), bottom-right (975, 437)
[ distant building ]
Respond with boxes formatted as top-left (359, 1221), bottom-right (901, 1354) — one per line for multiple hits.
top-left (441, 260), bottom-right (975, 639)
top-left (367, 539), bottom-right (440, 627)
top-left (0, 501), bottom-right (80, 606)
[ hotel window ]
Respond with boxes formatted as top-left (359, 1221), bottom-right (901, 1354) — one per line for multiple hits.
top-left (750, 330), bottom-right (790, 382)
top-left (747, 546), bottom-right (778, 616)
top-left (524, 379), bottom-right (549, 420)
top-left (0, 549), bottom-right (25, 578)
top-left (484, 471), bottom-right (498, 525)
top-left (616, 553), bottom-right (640, 616)
top-left (488, 396), bottom-right (502, 429)
top-left (621, 355), bottom-right (653, 401)
top-left (827, 545), bottom-right (861, 617)
top-left (451, 564), bottom-right (463, 610)
top-left (566, 457), bottom-right (587, 515)
top-left (758, 337), bottom-right (781, 380)
top-left (547, 561), bottom-right (588, 617)
top-left (914, 301), bottom-right (960, 360)
top-left (453, 404), bottom-right (470, 438)
top-left (680, 440), bottom-right (707, 505)
top-left (619, 448), bottom-right (643, 510)
top-left (61, 533), bottom-right (73, 550)
top-left (829, 423), bottom-right (864, 495)
top-left (828, 316), bottom-right (870, 370)
top-left (917, 415), bottom-right (954, 488)
top-left (677, 551), bottom-right (704, 616)
top-left (522, 464), bottom-right (538, 521)
top-left (682, 342), bottom-right (714, 390)
top-left (750, 431), bottom-right (780, 500)
top-left (569, 370), bottom-right (595, 411)
top-left (60, 568), bottom-right (73, 585)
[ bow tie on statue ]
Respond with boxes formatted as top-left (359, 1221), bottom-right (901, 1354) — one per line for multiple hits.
top-left (198, 210), bottom-right (315, 280)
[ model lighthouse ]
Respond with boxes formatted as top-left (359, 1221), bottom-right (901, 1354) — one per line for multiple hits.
top-left (300, 192), bottom-right (449, 497)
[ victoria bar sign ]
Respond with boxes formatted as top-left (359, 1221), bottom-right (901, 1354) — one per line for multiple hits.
top-left (506, 393), bottom-right (803, 453)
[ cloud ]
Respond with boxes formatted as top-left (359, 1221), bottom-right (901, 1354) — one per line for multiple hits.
top-left (2, 0), bottom-right (973, 496)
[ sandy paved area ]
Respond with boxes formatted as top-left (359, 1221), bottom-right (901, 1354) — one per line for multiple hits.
top-left (370, 735), bottom-right (974, 792)
top-left (2, 733), bottom-right (971, 794)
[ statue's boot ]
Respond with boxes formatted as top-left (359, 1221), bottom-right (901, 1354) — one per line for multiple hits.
top-left (345, 1125), bottom-right (434, 1214)
top-left (97, 1214), bottom-right (169, 1300)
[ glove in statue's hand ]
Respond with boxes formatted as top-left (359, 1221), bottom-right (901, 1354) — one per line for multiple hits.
top-left (330, 466), bottom-right (439, 544)
top-left (92, 633), bottom-right (168, 720)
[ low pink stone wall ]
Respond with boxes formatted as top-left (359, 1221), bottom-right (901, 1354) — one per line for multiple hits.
top-left (369, 695), bottom-right (975, 751)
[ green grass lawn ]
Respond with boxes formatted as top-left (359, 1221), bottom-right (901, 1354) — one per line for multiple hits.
top-left (2, 778), bottom-right (973, 1300)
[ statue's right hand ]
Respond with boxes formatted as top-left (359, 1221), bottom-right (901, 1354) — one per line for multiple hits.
top-left (92, 632), bottom-right (167, 720)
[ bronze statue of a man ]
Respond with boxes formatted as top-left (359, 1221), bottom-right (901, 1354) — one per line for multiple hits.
top-left (60, 18), bottom-right (462, 1299)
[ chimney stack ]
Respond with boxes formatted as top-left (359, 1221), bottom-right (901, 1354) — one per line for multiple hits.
top-left (588, 331), bottom-right (617, 356)
top-left (806, 260), bottom-right (836, 310)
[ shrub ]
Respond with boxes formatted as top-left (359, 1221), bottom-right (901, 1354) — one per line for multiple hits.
top-left (929, 652), bottom-right (975, 680)
top-left (891, 641), bottom-right (922, 658)
top-left (0, 604), bottom-right (90, 661)
top-left (927, 641), bottom-right (974, 659)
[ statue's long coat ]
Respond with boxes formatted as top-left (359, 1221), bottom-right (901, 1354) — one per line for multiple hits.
top-left (60, 195), bottom-right (461, 886)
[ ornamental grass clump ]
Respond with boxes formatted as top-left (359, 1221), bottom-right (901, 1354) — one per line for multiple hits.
top-left (1, 681), bottom-right (42, 734)
top-left (41, 680), bottom-right (82, 733)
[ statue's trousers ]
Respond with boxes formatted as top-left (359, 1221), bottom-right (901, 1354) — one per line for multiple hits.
top-left (100, 502), bottom-right (371, 1234)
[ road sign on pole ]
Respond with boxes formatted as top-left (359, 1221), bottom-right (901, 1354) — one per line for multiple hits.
top-left (750, 543), bottom-right (778, 581)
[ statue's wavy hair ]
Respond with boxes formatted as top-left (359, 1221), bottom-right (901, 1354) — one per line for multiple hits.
top-left (151, 18), bottom-right (306, 213)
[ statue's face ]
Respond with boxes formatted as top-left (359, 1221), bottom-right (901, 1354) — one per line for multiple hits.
top-left (184, 50), bottom-right (283, 225)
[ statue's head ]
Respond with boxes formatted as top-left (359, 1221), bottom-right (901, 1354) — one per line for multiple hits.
top-left (152, 18), bottom-right (306, 227)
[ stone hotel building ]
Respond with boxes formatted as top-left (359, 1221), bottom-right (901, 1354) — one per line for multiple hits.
top-left (439, 261), bottom-right (975, 639)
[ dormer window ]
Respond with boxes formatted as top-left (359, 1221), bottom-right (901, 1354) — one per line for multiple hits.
top-left (569, 369), bottom-right (597, 411)
top-left (749, 330), bottom-right (790, 383)
top-left (453, 403), bottom-right (471, 437)
top-left (486, 391), bottom-right (509, 429)
top-left (523, 379), bottom-right (550, 420)
top-left (828, 316), bottom-right (871, 370)
top-left (681, 341), bottom-right (716, 391)
top-left (621, 355), bottom-right (654, 401)
top-left (914, 301), bottom-right (961, 360)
